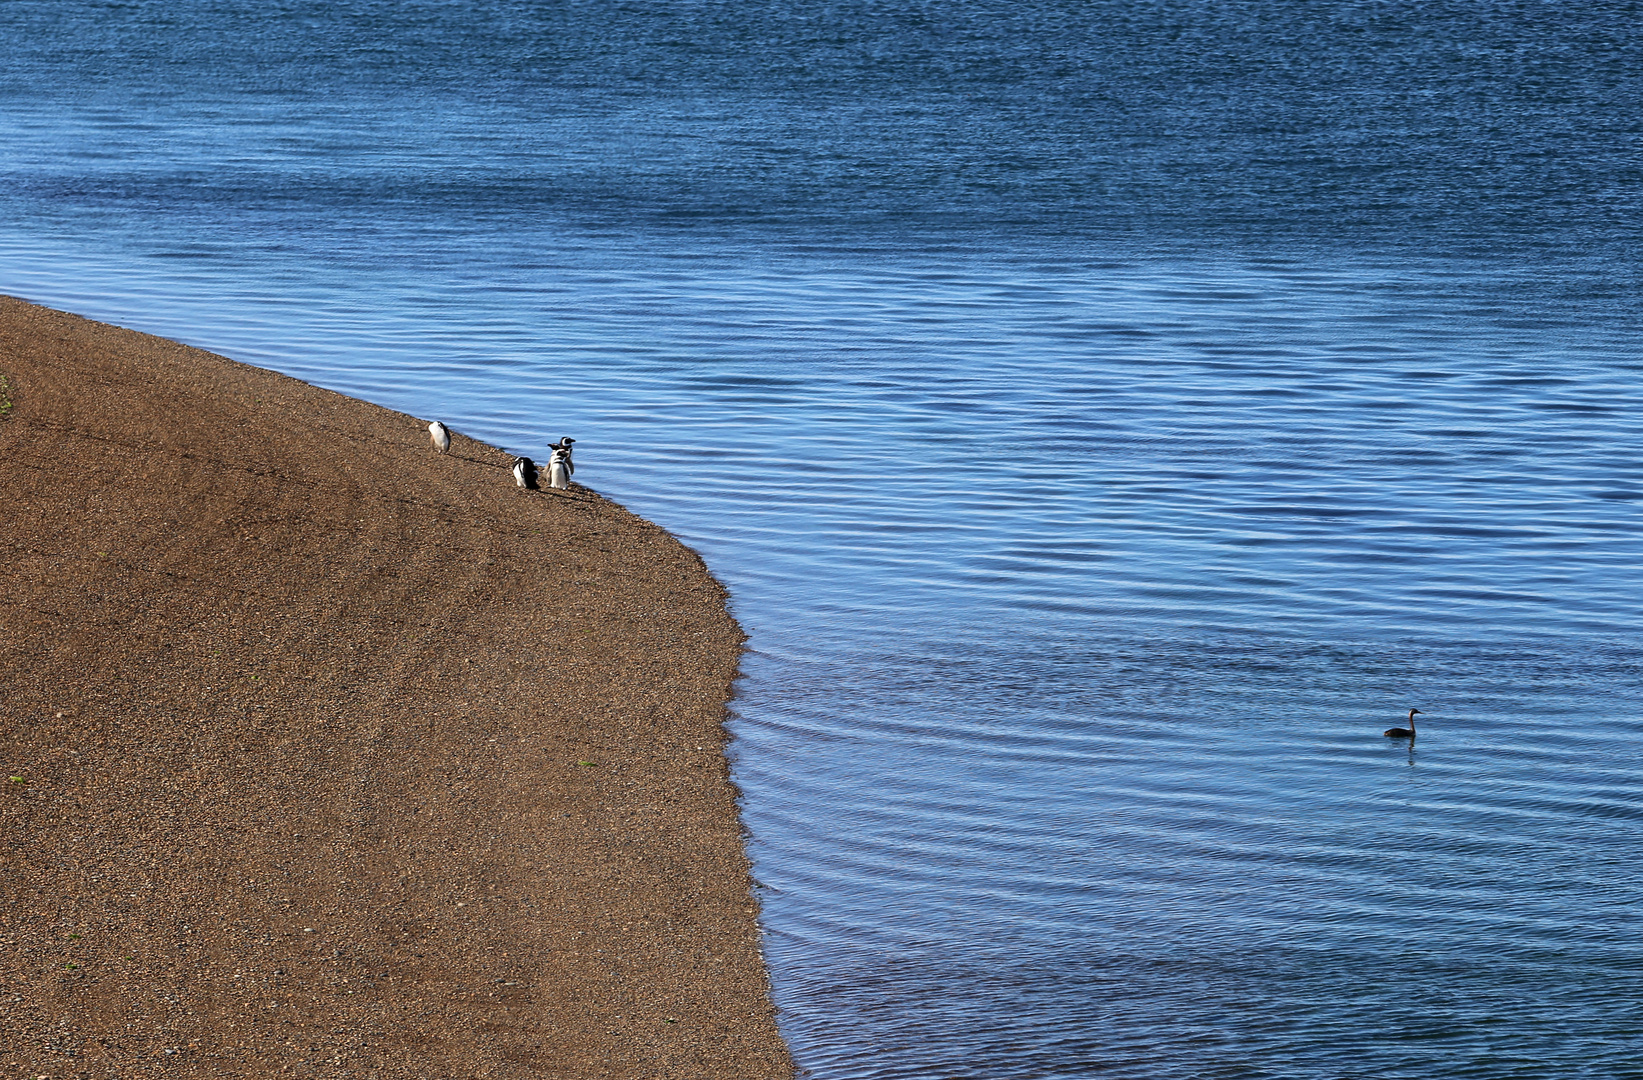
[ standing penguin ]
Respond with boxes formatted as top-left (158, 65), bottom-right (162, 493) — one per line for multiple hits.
top-left (547, 447), bottom-right (571, 490)
top-left (512, 456), bottom-right (538, 489)
top-left (550, 437), bottom-right (575, 476)
top-left (428, 420), bottom-right (451, 454)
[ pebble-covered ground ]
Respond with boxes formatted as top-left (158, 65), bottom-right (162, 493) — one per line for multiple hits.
top-left (0, 296), bottom-right (793, 1079)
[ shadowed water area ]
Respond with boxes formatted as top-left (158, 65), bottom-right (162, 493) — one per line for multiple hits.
top-left (4, 2), bottom-right (1643, 1076)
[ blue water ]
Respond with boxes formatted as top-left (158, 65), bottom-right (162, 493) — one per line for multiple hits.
top-left (5, 3), bottom-right (1643, 1076)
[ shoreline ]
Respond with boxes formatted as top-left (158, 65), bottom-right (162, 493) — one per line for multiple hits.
top-left (0, 296), bottom-right (793, 1078)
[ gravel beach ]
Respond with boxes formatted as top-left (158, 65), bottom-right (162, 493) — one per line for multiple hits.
top-left (0, 296), bottom-right (793, 1079)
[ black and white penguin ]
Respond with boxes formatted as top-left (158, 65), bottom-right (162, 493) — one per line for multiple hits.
top-left (512, 455), bottom-right (538, 490)
top-left (428, 420), bottom-right (450, 454)
top-left (547, 447), bottom-right (571, 490)
top-left (550, 437), bottom-right (575, 476)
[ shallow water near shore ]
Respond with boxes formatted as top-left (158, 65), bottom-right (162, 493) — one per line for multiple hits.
top-left (6, 2), bottom-right (1643, 1076)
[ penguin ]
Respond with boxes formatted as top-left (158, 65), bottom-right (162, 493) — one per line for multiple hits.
top-left (547, 447), bottom-right (571, 490)
top-left (550, 437), bottom-right (575, 476)
top-left (428, 420), bottom-right (450, 454)
top-left (512, 456), bottom-right (538, 490)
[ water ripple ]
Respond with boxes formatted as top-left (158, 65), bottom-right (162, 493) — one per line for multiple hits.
top-left (7, 2), bottom-right (1643, 1073)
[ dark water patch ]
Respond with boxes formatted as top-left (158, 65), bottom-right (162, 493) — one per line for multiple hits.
top-left (7, 1), bottom-right (1643, 1077)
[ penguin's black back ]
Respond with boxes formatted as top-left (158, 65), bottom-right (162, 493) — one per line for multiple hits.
top-left (515, 455), bottom-right (539, 490)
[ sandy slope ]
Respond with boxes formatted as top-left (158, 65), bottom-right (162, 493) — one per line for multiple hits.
top-left (0, 296), bottom-right (791, 1079)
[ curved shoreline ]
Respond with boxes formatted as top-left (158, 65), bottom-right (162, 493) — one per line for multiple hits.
top-left (0, 296), bottom-right (793, 1078)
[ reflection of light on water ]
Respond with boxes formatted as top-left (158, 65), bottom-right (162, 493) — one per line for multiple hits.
top-left (4, 6), bottom-right (1643, 1065)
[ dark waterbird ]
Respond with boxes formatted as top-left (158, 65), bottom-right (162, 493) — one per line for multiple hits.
top-left (1384, 709), bottom-right (1421, 738)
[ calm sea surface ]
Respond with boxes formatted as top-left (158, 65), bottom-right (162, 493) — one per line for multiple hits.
top-left (5, 3), bottom-right (1643, 1076)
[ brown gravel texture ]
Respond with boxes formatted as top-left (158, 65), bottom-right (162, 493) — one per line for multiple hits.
top-left (0, 295), bottom-right (794, 1080)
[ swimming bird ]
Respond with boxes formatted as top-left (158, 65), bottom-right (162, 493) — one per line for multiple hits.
top-left (1384, 709), bottom-right (1421, 738)
top-left (512, 455), bottom-right (538, 490)
top-left (550, 437), bottom-right (575, 476)
top-left (428, 420), bottom-right (451, 454)
top-left (547, 447), bottom-right (571, 490)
